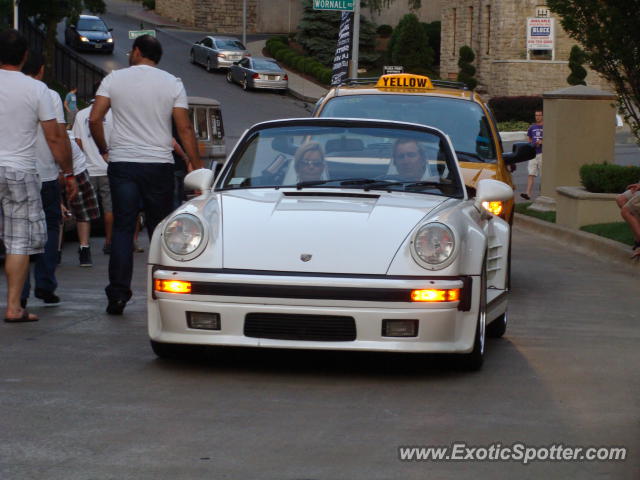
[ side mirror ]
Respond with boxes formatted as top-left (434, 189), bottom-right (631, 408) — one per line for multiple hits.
top-left (108, 28), bottom-right (113, 32)
top-left (184, 168), bottom-right (215, 192)
top-left (475, 179), bottom-right (514, 214)
top-left (503, 142), bottom-right (536, 165)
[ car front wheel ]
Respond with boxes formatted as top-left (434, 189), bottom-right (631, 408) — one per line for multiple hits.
top-left (226, 70), bottom-right (233, 83)
top-left (486, 312), bottom-right (507, 338)
top-left (206, 58), bottom-right (213, 72)
top-left (190, 50), bottom-right (196, 64)
top-left (242, 75), bottom-right (250, 91)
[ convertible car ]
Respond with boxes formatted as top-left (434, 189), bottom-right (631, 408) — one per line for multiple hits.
top-left (147, 118), bottom-right (515, 370)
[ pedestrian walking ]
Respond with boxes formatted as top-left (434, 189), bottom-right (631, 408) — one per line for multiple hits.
top-left (19, 50), bottom-right (73, 307)
top-left (64, 86), bottom-right (79, 129)
top-left (0, 31), bottom-right (76, 322)
top-left (521, 109), bottom-right (543, 200)
top-left (72, 82), bottom-right (114, 255)
top-left (89, 34), bottom-right (202, 315)
top-left (66, 131), bottom-right (101, 267)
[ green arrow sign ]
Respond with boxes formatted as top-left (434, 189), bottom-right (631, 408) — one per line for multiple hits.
top-left (313, 0), bottom-right (354, 11)
top-left (128, 29), bottom-right (156, 40)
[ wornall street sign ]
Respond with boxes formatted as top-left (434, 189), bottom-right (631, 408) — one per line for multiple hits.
top-left (313, 0), bottom-right (354, 12)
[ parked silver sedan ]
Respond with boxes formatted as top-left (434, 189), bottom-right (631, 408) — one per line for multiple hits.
top-left (226, 57), bottom-right (288, 92)
top-left (189, 36), bottom-right (250, 71)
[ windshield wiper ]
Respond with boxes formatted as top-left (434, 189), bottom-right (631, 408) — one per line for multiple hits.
top-left (296, 178), bottom-right (380, 189)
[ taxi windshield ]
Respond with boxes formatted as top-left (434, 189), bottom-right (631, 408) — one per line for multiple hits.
top-left (319, 95), bottom-right (497, 162)
top-left (219, 124), bottom-right (464, 198)
top-left (77, 18), bottom-right (108, 32)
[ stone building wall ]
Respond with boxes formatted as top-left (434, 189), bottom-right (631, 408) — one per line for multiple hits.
top-left (440, 0), bottom-right (609, 97)
top-left (367, 0), bottom-right (443, 26)
top-left (157, 0), bottom-right (196, 27)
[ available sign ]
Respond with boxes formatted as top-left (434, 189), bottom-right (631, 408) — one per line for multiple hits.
top-left (313, 0), bottom-right (354, 11)
top-left (383, 65), bottom-right (404, 75)
top-left (526, 18), bottom-right (554, 50)
top-left (128, 29), bottom-right (156, 40)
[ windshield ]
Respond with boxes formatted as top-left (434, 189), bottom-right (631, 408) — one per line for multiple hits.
top-left (253, 60), bottom-right (280, 70)
top-left (216, 39), bottom-right (246, 50)
top-left (219, 124), bottom-right (464, 198)
top-left (77, 18), bottom-right (108, 32)
top-left (319, 95), bottom-right (497, 162)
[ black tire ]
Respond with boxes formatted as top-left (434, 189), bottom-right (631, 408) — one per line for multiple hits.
top-left (150, 339), bottom-right (183, 359)
top-left (460, 258), bottom-right (486, 371)
top-left (190, 50), bottom-right (196, 64)
top-left (242, 75), bottom-right (250, 91)
top-left (487, 312), bottom-right (507, 338)
top-left (226, 70), bottom-right (233, 83)
top-left (206, 57), bottom-right (213, 72)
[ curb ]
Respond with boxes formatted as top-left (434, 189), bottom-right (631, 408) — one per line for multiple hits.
top-left (513, 213), bottom-right (639, 271)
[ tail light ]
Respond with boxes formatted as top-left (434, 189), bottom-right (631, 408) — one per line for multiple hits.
top-left (217, 53), bottom-right (226, 58)
top-left (283, 74), bottom-right (288, 81)
top-left (252, 73), bottom-right (260, 79)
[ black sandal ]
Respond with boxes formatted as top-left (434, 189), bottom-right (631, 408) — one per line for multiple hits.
top-left (4, 309), bottom-right (38, 323)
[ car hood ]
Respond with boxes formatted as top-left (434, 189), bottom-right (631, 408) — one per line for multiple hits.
top-left (220, 189), bottom-right (450, 273)
top-left (78, 30), bottom-right (110, 40)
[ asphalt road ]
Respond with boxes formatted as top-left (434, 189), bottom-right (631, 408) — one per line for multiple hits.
top-left (1, 228), bottom-right (638, 479)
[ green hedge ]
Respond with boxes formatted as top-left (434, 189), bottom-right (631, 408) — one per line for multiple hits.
top-left (265, 39), bottom-right (332, 85)
top-left (580, 163), bottom-right (640, 193)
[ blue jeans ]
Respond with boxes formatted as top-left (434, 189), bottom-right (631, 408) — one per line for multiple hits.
top-left (106, 162), bottom-right (175, 302)
top-left (22, 179), bottom-right (61, 298)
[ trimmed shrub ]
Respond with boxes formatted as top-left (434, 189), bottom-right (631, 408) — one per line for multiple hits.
top-left (580, 164), bottom-right (640, 194)
top-left (377, 24), bottom-right (393, 38)
top-left (282, 50), bottom-right (298, 65)
top-left (567, 45), bottom-right (587, 86)
top-left (319, 68), bottom-right (333, 85)
top-left (457, 45), bottom-right (477, 90)
top-left (274, 48), bottom-right (288, 62)
top-left (488, 96), bottom-right (543, 123)
top-left (421, 21), bottom-right (441, 65)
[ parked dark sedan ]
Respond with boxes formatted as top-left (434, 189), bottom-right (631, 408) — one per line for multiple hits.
top-left (226, 57), bottom-right (288, 92)
top-left (65, 15), bottom-right (114, 53)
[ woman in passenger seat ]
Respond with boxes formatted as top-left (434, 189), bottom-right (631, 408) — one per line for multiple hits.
top-left (294, 142), bottom-right (326, 183)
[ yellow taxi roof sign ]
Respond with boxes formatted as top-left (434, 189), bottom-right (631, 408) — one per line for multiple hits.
top-left (376, 74), bottom-right (434, 90)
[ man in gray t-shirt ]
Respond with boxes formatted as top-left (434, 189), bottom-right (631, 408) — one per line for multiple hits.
top-left (89, 35), bottom-right (202, 315)
top-left (0, 30), bottom-right (76, 323)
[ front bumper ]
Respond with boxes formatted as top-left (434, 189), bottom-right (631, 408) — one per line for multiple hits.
top-left (148, 267), bottom-right (480, 353)
top-left (77, 40), bottom-right (113, 52)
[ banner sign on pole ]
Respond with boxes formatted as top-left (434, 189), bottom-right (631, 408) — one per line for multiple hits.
top-left (331, 11), bottom-right (353, 86)
top-left (526, 18), bottom-right (554, 50)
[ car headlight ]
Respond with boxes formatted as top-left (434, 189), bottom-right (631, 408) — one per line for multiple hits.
top-left (106, 38), bottom-right (113, 43)
top-left (412, 223), bottom-right (455, 266)
top-left (80, 36), bottom-right (89, 42)
top-left (163, 214), bottom-right (204, 256)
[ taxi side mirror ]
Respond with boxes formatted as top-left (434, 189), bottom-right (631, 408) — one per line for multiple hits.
top-left (503, 142), bottom-right (536, 165)
top-left (184, 168), bottom-right (215, 192)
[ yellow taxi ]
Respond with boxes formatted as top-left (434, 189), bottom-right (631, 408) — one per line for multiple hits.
top-left (313, 74), bottom-right (535, 223)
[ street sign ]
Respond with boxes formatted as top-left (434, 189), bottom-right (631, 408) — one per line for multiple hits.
top-left (128, 29), bottom-right (156, 40)
top-left (313, 0), bottom-right (354, 12)
top-left (383, 65), bottom-right (404, 75)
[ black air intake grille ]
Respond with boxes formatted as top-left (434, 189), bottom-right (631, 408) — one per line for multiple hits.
top-left (244, 313), bottom-right (356, 341)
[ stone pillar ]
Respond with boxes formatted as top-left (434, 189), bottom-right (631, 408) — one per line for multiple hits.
top-left (530, 85), bottom-right (617, 212)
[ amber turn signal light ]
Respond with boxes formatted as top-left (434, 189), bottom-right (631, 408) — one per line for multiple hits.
top-left (481, 201), bottom-right (503, 216)
top-left (154, 279), bottom-right (192, 294)
top-left (411, 288), bottom-right (460, 302)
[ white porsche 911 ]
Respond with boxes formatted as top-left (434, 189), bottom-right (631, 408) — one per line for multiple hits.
top-left (147, 118), bottom-right (514, 370)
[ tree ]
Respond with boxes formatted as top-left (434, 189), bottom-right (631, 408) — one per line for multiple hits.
top-left (567, 45), bottom-right (587, 86)
top-left (20, 0), bottom-right (106, 82)
top-left (390, 13), bottom-right (434, 74)
top-left (457, 45), bottom-right (477, 90)
top-left (296, 0), bottom-right (378, 69)
top-left (547, 0), bottom-right (640, 143)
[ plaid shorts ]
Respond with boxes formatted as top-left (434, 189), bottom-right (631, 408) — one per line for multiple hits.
top-left (0, 166), bottom-right (46, 255)
top-left (69, 169), bottom-right (100, 222)
top-left (622, 189), bottom-right (640, 217)
top-left (89, 175), bottom-right (112, 214)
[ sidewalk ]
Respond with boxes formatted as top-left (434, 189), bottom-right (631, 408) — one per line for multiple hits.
top-left (120, 1), bottom-right (328, 102)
